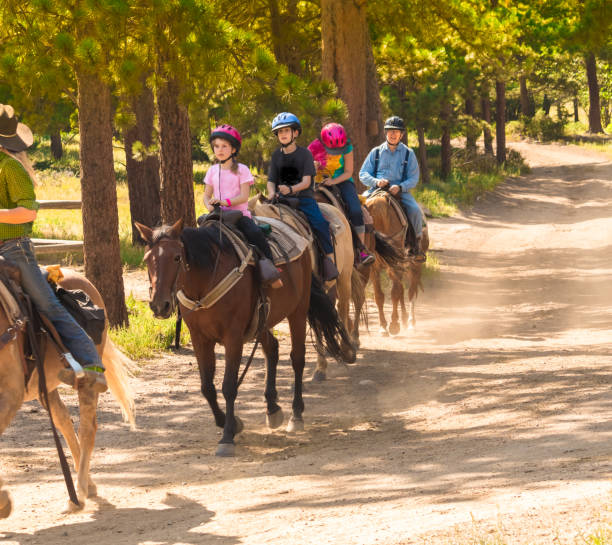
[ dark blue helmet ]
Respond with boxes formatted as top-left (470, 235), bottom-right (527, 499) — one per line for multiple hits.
top-left (384, 116), bottom-right (406, 131)
top-left (271, 112), bottom-right (302, 135)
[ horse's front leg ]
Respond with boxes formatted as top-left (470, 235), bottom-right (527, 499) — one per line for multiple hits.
top-left (372, 265), bottom-right (388, 335)
top-left (216, 340), bottom-right (244, 457)
top-left (389, 270), bottom-right (404, 336)
top-left (194, 336), bottom-right (225, 430)
top-left (261, 329), bottom-right (284, 427)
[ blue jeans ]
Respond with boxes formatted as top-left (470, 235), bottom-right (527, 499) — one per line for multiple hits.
top-left (0, 237), bottom-right (103, 368)
top-left (337, 180), bottom-right (365, 233)
top-left (297, 197), bottom-right (334, 254)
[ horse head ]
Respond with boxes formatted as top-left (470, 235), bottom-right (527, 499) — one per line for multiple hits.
top-left (135, 219), bottom-right (185, 319)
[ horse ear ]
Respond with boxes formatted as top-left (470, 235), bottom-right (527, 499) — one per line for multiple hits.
top-left (170, 218), bottom-right (184, 237)
top-left (134, 222), bottom-right (153, 244)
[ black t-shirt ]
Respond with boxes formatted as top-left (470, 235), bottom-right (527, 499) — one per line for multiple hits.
top-left (268, 146), bottom-right (316, 198)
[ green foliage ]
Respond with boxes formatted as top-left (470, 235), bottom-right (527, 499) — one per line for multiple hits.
top-left (519, 110), bottom-right (566, 141)
top-left (109, 295), bottom-right (189, 360)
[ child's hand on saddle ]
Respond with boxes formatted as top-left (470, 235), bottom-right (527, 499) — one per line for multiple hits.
top-left (278, 185), bottom-right (291, 195)
top-left (322, 178), bottom-right (334, 186)
top-left (209, 197), bottom-right (220, 206)
top-left (389, 185), bottom-right (401, 196)
top-left (377, 179), bottom-right (390, 188)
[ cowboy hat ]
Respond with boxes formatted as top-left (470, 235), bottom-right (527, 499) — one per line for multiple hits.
top-left (0, 104), bottom-right (33, 152)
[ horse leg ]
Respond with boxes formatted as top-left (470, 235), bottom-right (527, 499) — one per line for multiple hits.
top-left (0, 343), bottom-right (24, 519)
top-left (46, 389), bottom-right (98, 509)
top-left (286, 310), bottom-right (306, 433)
top-left (351, 268), bottom-right (369, 348)
top-left (389, 271), bottom-right (403, 336)
top-left (337, 268), bottom-right (357, 363)
top-left (372, 266), bottom-right (388, 335)
top-left (261, 329), bottom-right (284, 427)
top-left (193, 336), bottom-right (225, 431)
top-left (313, 352), bottom-right (328, 383)
top-left (216, 341), bottom-right (243, 457)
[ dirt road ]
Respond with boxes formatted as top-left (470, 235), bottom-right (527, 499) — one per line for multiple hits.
top-left (2, 142), bottom-right (612, 544)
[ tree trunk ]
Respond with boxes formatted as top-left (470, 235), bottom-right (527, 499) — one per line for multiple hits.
top-left (269, 0), bottom-right (301, 74)
top-left (416, 124), bottom-right (430, 184)
top-left (481, 84), bottom-right (494, 155)
top-left (124, 83), bottom-right (161, 245)
top-left (76, 70), bottom-right (128, 327)
top-left (495, 79), bottom-right (506, 164)
top-left (543, 94), bottom-right (552, 116)
top-left (321, 0), bottom-right (379, 174)
top-left (440, 101), bottom-right (452, 179)
top-left (519, 75), bottom-right (531, 118)
top-left (50, 130), bottom-right (63, 160)
top-left (465, 82), bottom-right (477, 158)
top-left (573, 97), bottom-right (580, 123)
top-left (585, 51), bottom-right (604, 133)
top-left (157, 76), bottom-right (196, 227)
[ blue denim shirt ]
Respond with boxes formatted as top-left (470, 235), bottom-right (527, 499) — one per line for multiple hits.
top-left (359, 141), bottom-right (419, 193)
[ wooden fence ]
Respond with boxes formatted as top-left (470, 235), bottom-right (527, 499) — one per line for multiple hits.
top-left (33, 200), bottom-right (84, 255)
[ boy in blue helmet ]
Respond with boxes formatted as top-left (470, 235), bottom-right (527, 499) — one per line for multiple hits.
top-left (359, 115), bottom-right (426, 262)
top-left (267, 112), bottom-right (339, 281)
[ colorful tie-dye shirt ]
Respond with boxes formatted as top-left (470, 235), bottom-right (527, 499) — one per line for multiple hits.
top-left (315, 141), bottom-right (354, 184)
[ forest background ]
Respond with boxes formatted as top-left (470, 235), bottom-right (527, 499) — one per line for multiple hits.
top-left (0, 0), bottom-right (610, 332)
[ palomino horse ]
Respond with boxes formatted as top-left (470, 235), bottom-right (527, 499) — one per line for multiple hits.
top-left (313, 186), bottom-right (406, 347)
top-left (251, 199), bottom-right (356, 382)
top-left (0, 268), bottom-right (134, 518)
top-left (136, 219), bottom-right (352, 457)
top-left (365, 191), bottom-right (429, 335)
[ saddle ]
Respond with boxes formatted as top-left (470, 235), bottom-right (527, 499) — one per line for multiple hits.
top-left (366, 188), bottom-right (412, 247)
top-left (316, 185), bottom-right (374, 233)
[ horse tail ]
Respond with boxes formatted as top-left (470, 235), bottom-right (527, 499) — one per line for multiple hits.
top-left (350, 267), bottom-right (367, 330)
top-left (374, 230), bottom-right (405, 269)
top-left (307, 274), bottom-right (354, 361)
top-left (101, 337), bottom-right (136, 429)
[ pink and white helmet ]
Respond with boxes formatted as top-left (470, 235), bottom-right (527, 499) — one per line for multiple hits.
top-left (210, 124), bottom-right (242, 153)
top-left (320, 123), bottom-right (348, 153)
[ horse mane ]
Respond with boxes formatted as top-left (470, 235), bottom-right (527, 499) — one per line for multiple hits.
top-left (180, 223), bottom-right (233, 271)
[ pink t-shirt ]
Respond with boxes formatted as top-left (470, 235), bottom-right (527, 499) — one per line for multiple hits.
top-left (204, 163), bottom-right (254, 218)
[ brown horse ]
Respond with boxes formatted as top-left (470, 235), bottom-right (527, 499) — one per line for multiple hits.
top-left (0, 269), bottom-right (134, 518)
top-left (136, 218), bottom-right (351, 457)
top-left (365, 191), bottom-right (429, 335)
top-left (251, 198), bottom-right (357, 382)
top-left (313, 187), bottom-right (406, 346)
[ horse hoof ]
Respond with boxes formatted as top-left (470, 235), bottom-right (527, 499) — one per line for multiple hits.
top-left (312, 370), bottom-right (326, 382)
top-left (287, 416), bottom-right (304, 433)
top-left (389, 322), bottom-right (400, 336)
top-left (266, 407), bottom-right (284, 429)
top-left (87, 481), bottom-right (98, 498)
top-left (216, 442), bottom-right (236, 457)
top-left (234, 415), bottom-right (244, 435)
top-left (0, 491), bottom-right (12, 519)
top-left (379, 326), bottom-right (389, 336)
top-left (63, 499), bottom-right (84, 514)
top-left (342, 344), bottom-right (357, 364)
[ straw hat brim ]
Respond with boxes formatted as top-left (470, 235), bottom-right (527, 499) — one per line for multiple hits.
top-left (0, 122), bottom-right (33, 152)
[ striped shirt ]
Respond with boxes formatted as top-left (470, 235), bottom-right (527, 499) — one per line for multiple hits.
top-left (0, 152), bottom-right (39, 240)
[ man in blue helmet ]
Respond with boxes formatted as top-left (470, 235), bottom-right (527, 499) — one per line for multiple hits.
top-left (267, 112), bottom-right (339, 281)
top-left (359, 115), bottom-right (426, 262)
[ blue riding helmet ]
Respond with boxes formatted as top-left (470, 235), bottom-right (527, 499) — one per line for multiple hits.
top-left (271, 112), bottom-right (302, 135)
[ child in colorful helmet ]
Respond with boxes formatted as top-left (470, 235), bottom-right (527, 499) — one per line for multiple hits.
top-left (309, 123), bottom-right (375, 266)
top-left (204, 124), bottom-right (282, 288)
top-left (359, 115), bottom-right (426, 262)
top-left (267, 112), bottom-right (339, 281)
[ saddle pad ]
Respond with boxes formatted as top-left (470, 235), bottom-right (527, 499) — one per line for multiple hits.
top-left (253, 202), bottom-right (313, 242)
top-left (0, 277), bottom-right (22, 325)
top-left (253, 216), bottom-right (309, 266)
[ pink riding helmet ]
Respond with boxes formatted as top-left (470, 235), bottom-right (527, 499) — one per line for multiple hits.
top-left (320, 123), bottom-right (348, 154)
top-left (210, 124), bottom-right (242, 153)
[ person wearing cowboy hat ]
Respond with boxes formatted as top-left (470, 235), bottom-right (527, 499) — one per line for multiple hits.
top-left (0, 104), bottom-right (107, 392)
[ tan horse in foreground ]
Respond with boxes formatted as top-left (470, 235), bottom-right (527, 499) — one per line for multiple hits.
top-left (0, 269), bottom-right (134, 518)
top-left (252, 199), bottom-right (357, 381)
top-left (365, 192), bottom-right (429, 335)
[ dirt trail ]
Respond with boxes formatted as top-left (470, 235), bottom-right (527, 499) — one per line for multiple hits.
top-left (2, 142), bottom-right (612, 544)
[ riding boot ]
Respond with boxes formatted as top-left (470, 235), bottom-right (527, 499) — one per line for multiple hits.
top-left (407, 236), bottom-right (427, 263)
top-left (257, 258), bottom-right (283, 288)
top-left (58, 365), bottom-right (108, 394)
top-left (322, 256), bottom-right (339, 281)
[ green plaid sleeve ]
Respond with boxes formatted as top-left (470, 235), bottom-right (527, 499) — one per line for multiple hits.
top-left (2, 157), bottom-right (39, 211)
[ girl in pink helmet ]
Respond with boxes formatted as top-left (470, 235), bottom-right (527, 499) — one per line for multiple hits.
top-left (204, 124), bottom-right (282, 288)
top-left (310, 123), bottom-right (374, 266)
